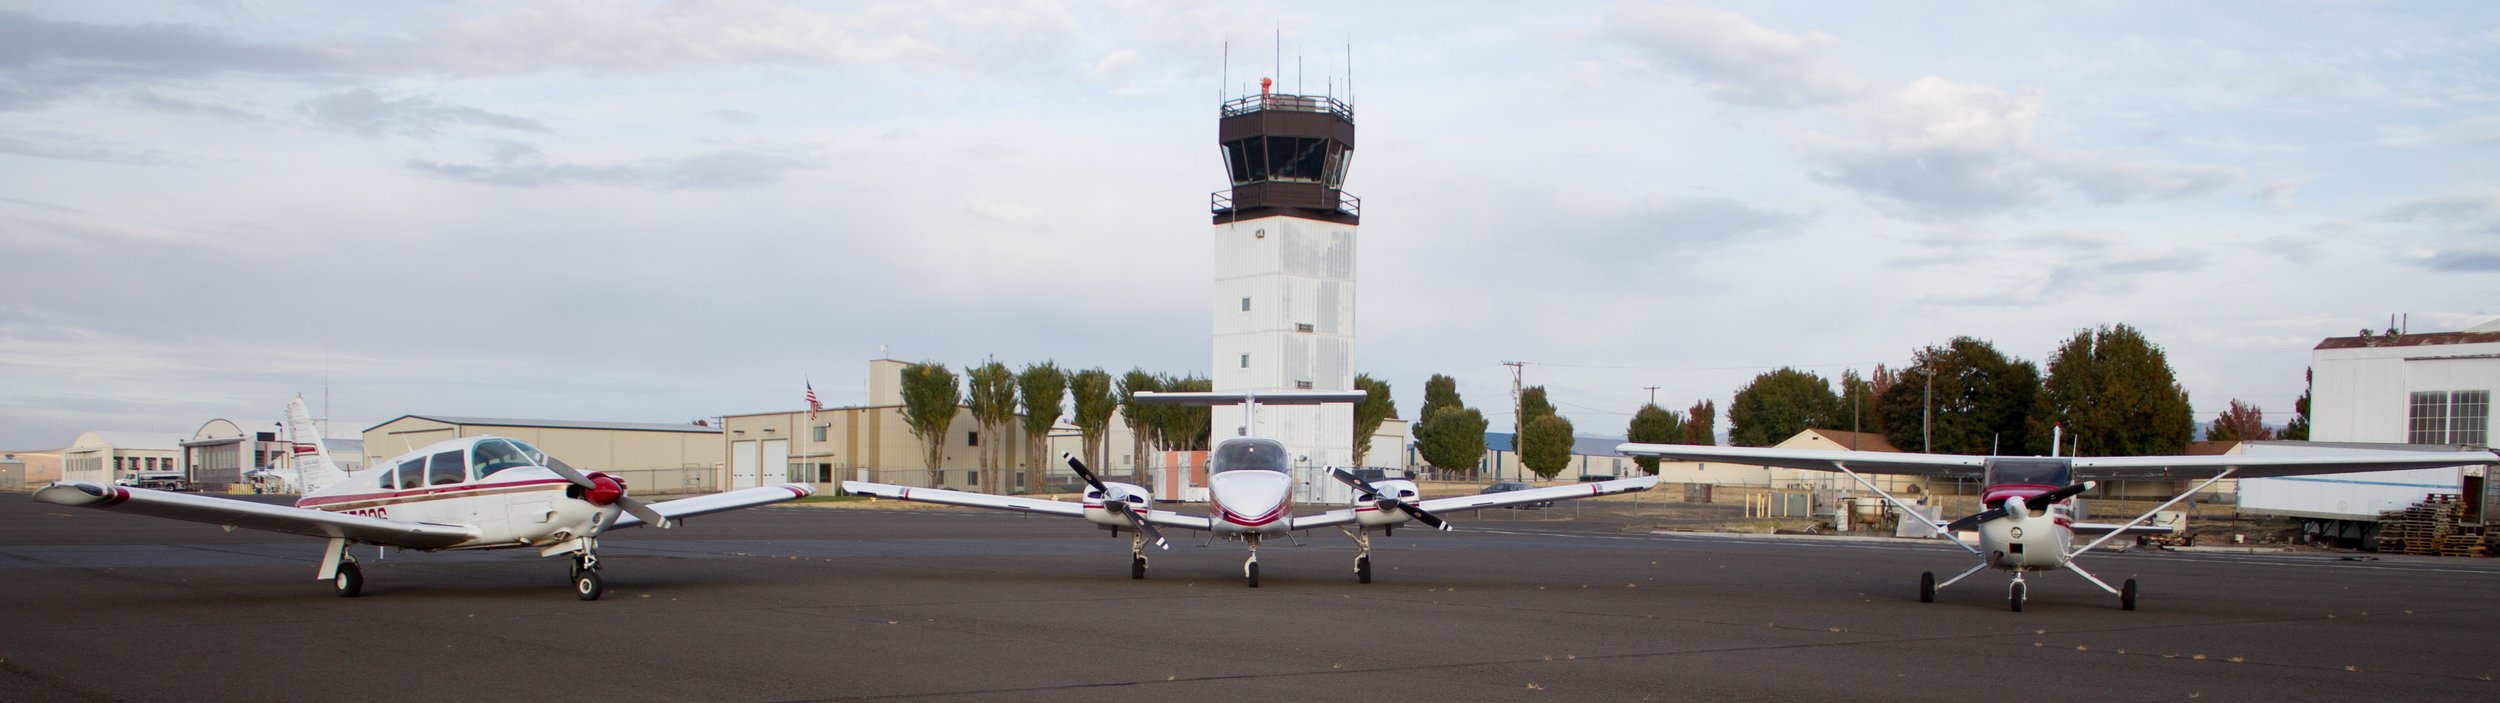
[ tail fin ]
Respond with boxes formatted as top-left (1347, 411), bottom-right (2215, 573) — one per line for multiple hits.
top-left (286, 395), bottom-right (347, 494)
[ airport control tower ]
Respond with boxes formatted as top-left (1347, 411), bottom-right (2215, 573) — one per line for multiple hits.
top-left (1209, 78), bottom-right (1360, 483)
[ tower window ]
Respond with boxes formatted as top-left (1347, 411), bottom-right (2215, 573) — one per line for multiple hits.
top-left (1295, 381), bottom-right (1314, 390)
top-left (1295, 323), bottom-right (1314, 333)
top-left (1241, 297), bottom-right (1252, 312)
top-left (1240, 354), bottom-right (1250, 369)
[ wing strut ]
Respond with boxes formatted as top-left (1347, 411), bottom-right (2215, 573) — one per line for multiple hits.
top-left (1831, 461), bottom-right (1978, 555)
top-left (2067, 468), bottom-right (2235, 558)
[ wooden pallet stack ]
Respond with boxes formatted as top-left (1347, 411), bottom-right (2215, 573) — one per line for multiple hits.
top-left (2376, 494), bottom-right (2486, 557)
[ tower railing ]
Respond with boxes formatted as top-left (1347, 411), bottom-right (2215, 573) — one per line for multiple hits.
top-left (1220, 93), bottom-right (1354, 121)
top-left (1211, 190), bottom-right (1360, 218)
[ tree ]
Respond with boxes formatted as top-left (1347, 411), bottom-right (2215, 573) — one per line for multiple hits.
top-left (1420, 374), bottom-right (1463, 424)
top-left (1520, 386), bottom-right (1555, 424)
top-left (2282, 368), bottom-right (2313, 441)
top-left (1877, 337), bottom-right (2039, 455)
top-left (1624, 403), bottom-right (1686, 475)
top-left (1068, 368), bottom-right (1117, 479)
top-left (1685, 399), bottom-right (1717, 445)
top-left (1728, 367), bottom-right (1843, 447)
top-left (2028, 324), bottom-right (2194, 456)
top-left (1416, 404), bottom-right (1488, 474)
top-left (1839, 369), bottom-right (1882, 436)
top-left (1157, 374), bottom-right (1213, 451)
top-left (1351, 374), bottom-right (1397, 468)
top-left (964, 359), bottom-right (1017, 493)
top-left (898, 361), bottom-right (962, 478)
top-left (1116, 369), bottom-right (1163, 484)
top-left (1015, 361), bottom-right (1067, 494)
top-left (1521, 413), bottom-right (1575, 480)
top-left (2207, 398), bottom-right (2275, 442)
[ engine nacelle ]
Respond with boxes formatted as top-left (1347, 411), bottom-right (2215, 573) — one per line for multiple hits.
top-left (1354, 479), bottom-right (1423, 527)
top-left (1083, 481), bottom-right (1153, 528)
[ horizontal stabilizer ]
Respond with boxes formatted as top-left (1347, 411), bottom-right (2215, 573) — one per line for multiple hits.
top-left (1131, 390), bottom-right (1369, 406)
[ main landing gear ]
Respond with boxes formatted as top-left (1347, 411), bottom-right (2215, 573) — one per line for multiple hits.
top-left (1130, 531), bottom-right (1150, 580)
top-left (1348, 527), bottom-right (1375, 584)
top-left (333, 558), bottom-right (363, 598)
top-left (1917, 562), bottom-right (2140, 611)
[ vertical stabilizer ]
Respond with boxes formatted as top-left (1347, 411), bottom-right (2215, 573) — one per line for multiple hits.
top-left (287, 395), bottom-right (346, 494)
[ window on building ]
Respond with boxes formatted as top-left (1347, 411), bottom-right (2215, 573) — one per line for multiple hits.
top-left (1295, 323), bottom-right (1314, 332)
top-left (1241, 297), bottom-right (1252, 312)
top-left (812, 425), bottom-right (827, 442)
top-left (966, 431), bottom-right (979, 446)
top-left (2410, 391), bottom-right (2450, 444)
top-left (965, 471), bottom-right (978, 486)
top-left (1295, 380), bottom-right (1314, 390)
top-left (2453, 390), bottom-right (2490, 447)
top-left (1240, 353), bottom-right (1251, 369)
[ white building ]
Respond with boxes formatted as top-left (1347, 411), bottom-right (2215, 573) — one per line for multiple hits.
top-left (2239, 318), bottom-right (2499, 524)
top-left (1207, 89), bottom-right (1362, 502)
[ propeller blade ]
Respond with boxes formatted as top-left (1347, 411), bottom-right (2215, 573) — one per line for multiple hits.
top-left (1109, 503), bottom-right (1168, 548)
top-left (540, 458), bottom-right (598, 489)
top-left (1393, 501), bottom-right (1452, 531)
top-left (2037, 481), bottom-right (2095, 505)
top-left (1063, 452), bottom-right (1109, 494)
top-left (617, 495), bottom-right (671, 530)
top-left (1945, 507), bottom-right (2008, 532)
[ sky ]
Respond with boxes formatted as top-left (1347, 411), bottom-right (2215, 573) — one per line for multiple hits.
top-left (4, 0), bottom-right (2498, 449)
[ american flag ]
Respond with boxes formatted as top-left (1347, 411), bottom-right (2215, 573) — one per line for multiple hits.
top-left (805, 381), bottom-right (820, 420)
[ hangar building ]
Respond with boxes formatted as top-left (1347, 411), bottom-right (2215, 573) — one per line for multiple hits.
top-left (61, 431), bottom-right (184, 485)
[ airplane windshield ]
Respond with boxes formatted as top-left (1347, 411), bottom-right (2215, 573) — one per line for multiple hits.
top-left (506, 440), bottom-right (575, 474)
top-left (1211, 439), bottom-right (1289, 473)
top-left (1986, 458), bottom-right (2072, 487)
top-left (471, 439), bottom-right (534, 479)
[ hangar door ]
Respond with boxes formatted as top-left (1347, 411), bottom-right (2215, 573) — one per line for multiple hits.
top-left (731, 441), bottom-right (760, 490)
top-left (763, 440), bottom-right (789, 485)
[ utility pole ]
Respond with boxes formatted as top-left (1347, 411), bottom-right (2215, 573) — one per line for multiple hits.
top-left (1643, 385), bottom-right (1661, 406)
top-left (1502, 361), bottom-right (1525, 482)
top-left (1922, 360), bottom-right (1934, 454)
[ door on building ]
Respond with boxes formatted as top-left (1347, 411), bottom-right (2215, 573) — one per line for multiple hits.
top-left (731, 441), bottom-right (760, 490)
top-left (763, 439), bottom-right (789, 485)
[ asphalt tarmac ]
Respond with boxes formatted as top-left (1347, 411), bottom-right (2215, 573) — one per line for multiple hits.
top-left (4, 494), bottom-right (2497, 702)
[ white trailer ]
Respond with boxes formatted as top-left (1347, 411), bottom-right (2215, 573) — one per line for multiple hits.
top-left (2236, 440), bottom-right (2488, 548)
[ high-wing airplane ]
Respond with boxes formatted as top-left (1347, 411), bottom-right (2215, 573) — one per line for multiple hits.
top-left (843, 390), bottom-right (1659, 587)
top-left (34, 395), bottom-right (814, 600)
top-left (1617, 438), bottom-right (2499, 611)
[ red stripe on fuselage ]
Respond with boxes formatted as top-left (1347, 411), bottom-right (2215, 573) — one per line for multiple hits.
top-left (296, 478), bottom-right (573, 510)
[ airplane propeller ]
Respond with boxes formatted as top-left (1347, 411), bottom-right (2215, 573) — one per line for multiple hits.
top-left (1944, 481), bottom-right (2095, 532)
top-left (1328, 468), bottom-right (1452, 531)
top-left (543, 460), bottom-right (670, 531)
top-left (1063, 453), bottom-right (1166, 548)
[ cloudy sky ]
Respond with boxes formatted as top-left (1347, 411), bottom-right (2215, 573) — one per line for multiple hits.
top-left (4, 1), bottom-right (2497, 449)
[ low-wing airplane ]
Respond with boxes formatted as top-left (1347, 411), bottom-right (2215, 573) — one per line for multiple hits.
top-left (34, 396), bottom-right (815, 600)
top-left (1618, 437), bottom-right (2499, 611)
top-left (843, 390), bottom-right (1659, 587)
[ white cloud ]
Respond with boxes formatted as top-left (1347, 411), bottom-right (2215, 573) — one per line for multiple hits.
top-left (1598, 3), bottom-right (1865, 107)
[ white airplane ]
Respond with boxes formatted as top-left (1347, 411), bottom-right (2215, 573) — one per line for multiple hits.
top-left (843, 390), bottom-right (1660, 587)
top-left (1617, 438), bottom-right (2499, 611)
top-left (34, 395), bottom-right (815, 600)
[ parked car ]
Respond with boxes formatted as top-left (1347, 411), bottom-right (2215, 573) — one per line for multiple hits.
top-left (1478, 481), bottom-right (1552, 509)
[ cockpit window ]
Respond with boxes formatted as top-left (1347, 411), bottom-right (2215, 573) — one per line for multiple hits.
top-left (471, 439), bottom-right (533, 479)
top-left (426, 450), bottom-right (466, 486)
top-left (1986, 458), bottom-right (2072, 487)
top-left (395, 459), bottom-right (425, 491)
top-left (504, 440), bottom-right (576, 475)
top-left (1211, 439), bottom-right (1289, 473)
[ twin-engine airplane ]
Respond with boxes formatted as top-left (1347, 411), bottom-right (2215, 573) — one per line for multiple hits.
top-left (1618, 438), bottom-right (2498, 611)
top-left (34, 396), bottom-right (814, 600)
top-left (845, 390), bottom-right (1659, 587)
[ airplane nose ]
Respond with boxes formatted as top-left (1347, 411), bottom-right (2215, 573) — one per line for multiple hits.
top-left (1212, 472), bottom-right (1291, 523)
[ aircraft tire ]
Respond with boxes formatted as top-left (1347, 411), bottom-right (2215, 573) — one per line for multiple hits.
top-left (2121, 578), bottom-right (2138, 611)
top-left (1919, 571), bottom-right (1935, 603)
top-left (1132, 555), bottom-right (1147, 580)
top-left (575, 570), bottom-right (604, 601)
top-left (1247, 562), bottom-right (1260, 588)
top-left (1357, 556), bottom-right (1372, 584)
top-left (2009, 581), bottom-right (2025, 612)
top-left (334, 562), bottom-right (363, 598)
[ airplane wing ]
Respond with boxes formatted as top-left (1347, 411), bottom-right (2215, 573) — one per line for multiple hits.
top-left (32, 482), bottom-right (474, 549)
top-left (1291, 475), bottom-right (1663, 530)
top-left (2069, 450), bottom-right (2498, 480)
top-left (606, 483), bottom-right (816, 529)
top-left (838, 481), bottom-right (1216, 531)
top-left (1616, 443), bottom-right (1987, 477)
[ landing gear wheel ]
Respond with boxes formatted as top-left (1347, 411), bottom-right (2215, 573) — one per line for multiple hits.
top-left (333, 562), bottom-right (363, 598)
top-left (1357, 556), bottom-right (1373, 584)
top-left (1246, 561), bottom-right (1260, 588)
top-left (2008, 581), bottom-right (2026, 612)
top-left (575, 569), bottom-right (605, 601)
top-left (1919, 571), bottom-right (1935, 603)
top-left (1131, 555), bottom-right (1147, 580)
top-left (2121, 578), bottom-right (2138, 611)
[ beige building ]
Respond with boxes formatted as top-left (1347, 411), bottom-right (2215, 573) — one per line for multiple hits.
top-left (1, 450), bottom-right (62, 489)
top-left (177, 418), bottom-right (303, 488)
top-left (363, 415), bottom-right (721, 494)
top-left (61, 431), bottom-right (185, 485)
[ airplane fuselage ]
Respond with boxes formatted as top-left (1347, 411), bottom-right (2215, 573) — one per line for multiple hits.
top-left (1974, 484), bottom-right (2077, 571)
top-left (296, 436), bottom-right (624, 552)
